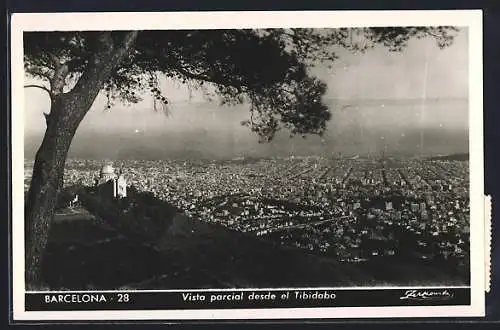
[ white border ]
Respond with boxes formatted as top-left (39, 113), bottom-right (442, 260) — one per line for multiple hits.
top-left (11, 10), bottom-right (485, 321)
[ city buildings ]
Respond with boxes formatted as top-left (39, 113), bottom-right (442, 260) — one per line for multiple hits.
top-left (25, 156), bottom-right (470, 267)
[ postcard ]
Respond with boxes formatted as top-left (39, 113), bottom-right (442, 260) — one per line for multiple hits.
top-left (10, 10), bottom-right (486, 321)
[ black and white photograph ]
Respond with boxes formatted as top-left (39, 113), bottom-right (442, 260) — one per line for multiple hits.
top-left (11, 10), bottom-right (486, 320)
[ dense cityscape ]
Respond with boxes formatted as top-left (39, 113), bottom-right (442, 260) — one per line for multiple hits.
top-left (24, 155), bottom-right (470, 269)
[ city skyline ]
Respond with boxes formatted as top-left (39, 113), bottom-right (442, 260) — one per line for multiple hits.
top-left (24, 154), bottom-right (470, 287)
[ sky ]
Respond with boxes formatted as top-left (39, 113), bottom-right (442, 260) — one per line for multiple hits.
top-left (24, 28), bottom-right (469, 159)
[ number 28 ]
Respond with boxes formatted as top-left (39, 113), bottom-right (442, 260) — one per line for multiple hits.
top-left (117, 293), bottom-right (130, 302)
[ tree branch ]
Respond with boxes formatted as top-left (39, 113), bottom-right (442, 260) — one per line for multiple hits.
top-left (63, 31), bottom-right (139, 121)
top-left (173, 64), bottom-right (248, 94)
top-left (24, 84), bottom-right (52, 97)
top-left (174, 65), bottom-right (211, 81)
top-left (139, 46), bottom-right (242, 90)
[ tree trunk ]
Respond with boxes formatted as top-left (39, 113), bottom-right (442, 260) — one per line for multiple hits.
top-left (24, 94), bottom-right (87, 289)
top-left (24, 31), bottom-right (139, 289)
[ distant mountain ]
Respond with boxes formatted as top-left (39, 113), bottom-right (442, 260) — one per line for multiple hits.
top-left (428, 153), bottom-right (469, 161)
top-left (25, 125), bottom-right (469, 160)
top-left (329, 97), bottom-right (468, 107)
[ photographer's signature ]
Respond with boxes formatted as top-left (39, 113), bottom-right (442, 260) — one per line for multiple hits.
top-left (400, 289), bottom-right (454, 301)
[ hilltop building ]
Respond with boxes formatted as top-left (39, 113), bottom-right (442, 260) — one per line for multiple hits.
top-left (95, 162), bottom-right (127, 198)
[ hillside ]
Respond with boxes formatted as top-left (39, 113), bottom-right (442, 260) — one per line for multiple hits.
top-left (40, 185), bottom-right (468, 290)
